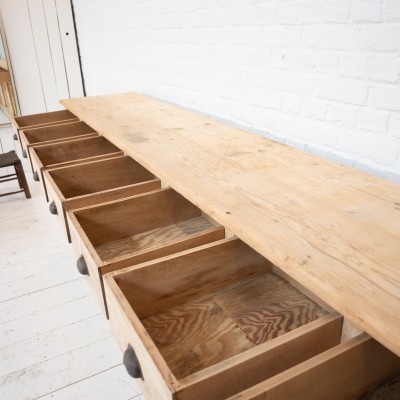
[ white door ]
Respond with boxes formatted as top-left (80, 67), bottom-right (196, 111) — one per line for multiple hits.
top-left (0, 0), bottom-right (84, 115)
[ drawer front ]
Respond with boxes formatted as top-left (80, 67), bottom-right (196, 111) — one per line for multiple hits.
top-left (68, 213), bottom-right (106, 315)
top-left (101, 226), bottom-right (226, 275)
top-left (16, 118), bottom-right (79, 132)
top-left (21, 120), bottom-right (97, 148)
top-left (19, 130), bottom-right (30, 153)
top-left (13, 110), bottom-right (78, 130)
top-left (26, 144), bottom-right (36, 174)
top-left (227, 334), bottom-right (400, 400)
top-left (29, 148), bottom-right (48, 200)
top-left (24, 132), bottom-right (98, 150)
top-left (105, 276), bottom-right (175, 400)
top-left (43, 151), bottom-right (124, 171)
top-left (63, 179), bottom-right (162, 212)
top-left (45, 173), bottom-right (70, 242)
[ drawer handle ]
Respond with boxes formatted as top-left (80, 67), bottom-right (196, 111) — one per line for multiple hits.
top-left (49, 201), bottom-right (58, 215)
top-left (77, 255), bottom-right (89, 275)
top-left (22, 149), bottom-right (27, 158)
top-left (33, 171), bottom-right (39, 181)
top-left (13, 133), bottom-right (17, 140)
top-left (123, 344), bottom-right (142, 379)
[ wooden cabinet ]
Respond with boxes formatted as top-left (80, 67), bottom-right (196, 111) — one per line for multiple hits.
top-left (19, 95), bottom-right (400, 399)
top-left (61, 93), bottom-right (400, 360)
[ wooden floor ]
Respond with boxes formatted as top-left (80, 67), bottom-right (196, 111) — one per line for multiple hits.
top-left (0, 125), bottom-right (144, 400)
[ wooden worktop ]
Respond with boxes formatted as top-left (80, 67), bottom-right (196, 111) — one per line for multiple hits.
top-left (61, 92), bottom-right (400, 357)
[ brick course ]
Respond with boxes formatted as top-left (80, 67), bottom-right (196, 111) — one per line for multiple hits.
top-left (73, 0), bottom-right (400, 181)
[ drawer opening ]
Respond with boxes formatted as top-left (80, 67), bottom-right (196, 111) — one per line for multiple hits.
top-left (22, 121), bottom-right (96, 144)
top-left (226, 334), bottom-right (400, 400)
top-left (49, 156), bottom-right (157, 199)
top-left (73, 188), bottom-right (223, 264)
top-left (33, 136), bottom-right (120, 167)
top-left (108, 238), bottom-right (343, 399)
top-left (14, 109), bottom-right (77, 129)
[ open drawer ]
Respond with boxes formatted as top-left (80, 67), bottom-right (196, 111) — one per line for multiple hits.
top-left (104, 238), bottom-right (400, 400)
top-left (67, 188), bottom-right (225, 316)
top-left (20, 121), bottom-right (97, 160)
top-left (227, 334), bottom-right (400, 399)
top-left (11, 109), bottom-right (78, 145)
top-left (43, 156), bottom-right (162, 242)
top-left (12, 109), bottom-right (78, 131)
top-left (30, 136), bottom-right (123, 200)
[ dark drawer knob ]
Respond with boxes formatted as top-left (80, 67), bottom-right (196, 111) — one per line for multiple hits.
top-left (22, 149), bottom-right (27, 158)
top-left (13, 133), bottom-right (17, 140)
top-left (123, 344), bottom-right (142, 379)
top-left (77, 255), bottom-right (89, 275)
top-left (33, 171), bottom-right (39, 181)
top-left (49, 201), bottom-right (58, 215)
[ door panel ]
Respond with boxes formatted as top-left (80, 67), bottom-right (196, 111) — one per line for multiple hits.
top-left (43, 0), bottom-right (70, 101)
top-left (28, 0), bottom-right (61, 111)
top-left (0, 0), bottom-right (84, 115)
top-left (55, 0), bottom-right (84, 98)
top-left (1, 0), bottom-right (46, 115)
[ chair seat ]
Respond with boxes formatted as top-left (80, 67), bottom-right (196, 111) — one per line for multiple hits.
top-left (0, 150), bottom-right (20, 168)
top-left (0, 150), bottom-right (31, 199)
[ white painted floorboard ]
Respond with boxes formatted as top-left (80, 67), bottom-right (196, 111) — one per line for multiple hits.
top-left (0, 126), bottom-right (143, 400)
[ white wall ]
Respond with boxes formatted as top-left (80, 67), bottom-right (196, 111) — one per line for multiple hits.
top-left (73, 0), bottom-right (400, 182)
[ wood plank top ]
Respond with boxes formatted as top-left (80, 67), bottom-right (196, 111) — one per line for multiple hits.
top-left (61, 92), bottom-right (400, 357)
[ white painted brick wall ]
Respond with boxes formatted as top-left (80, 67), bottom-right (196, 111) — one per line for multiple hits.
top-left (73, 0), bottom-right (400, 182)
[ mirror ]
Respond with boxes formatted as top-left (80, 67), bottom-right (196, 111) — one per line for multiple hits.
top-left (0, 11), bottom-right (18, 117)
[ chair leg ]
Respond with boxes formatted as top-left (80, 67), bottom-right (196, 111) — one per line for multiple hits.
top-left (15, 167), bottom-right (23, 189)
top-left (14, 161), bottom-right (31, 199)
top-left (14, 162), bottom-right (23, 189)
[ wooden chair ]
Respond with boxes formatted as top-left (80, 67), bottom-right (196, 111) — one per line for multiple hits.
top-left (0, 150), bottom-right (31, 198)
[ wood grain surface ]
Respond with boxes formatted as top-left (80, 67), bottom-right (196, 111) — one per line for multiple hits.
top-left (96, 216), bottom-right (217, 261)
top-left (213, 273), bottom-right (327, 345)
top-left (143, 299), bottom-right (255, 379)
top-left (61, 92), bottom-right (400, 356)
top-left (142, 271), bottom-right (326, 378)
